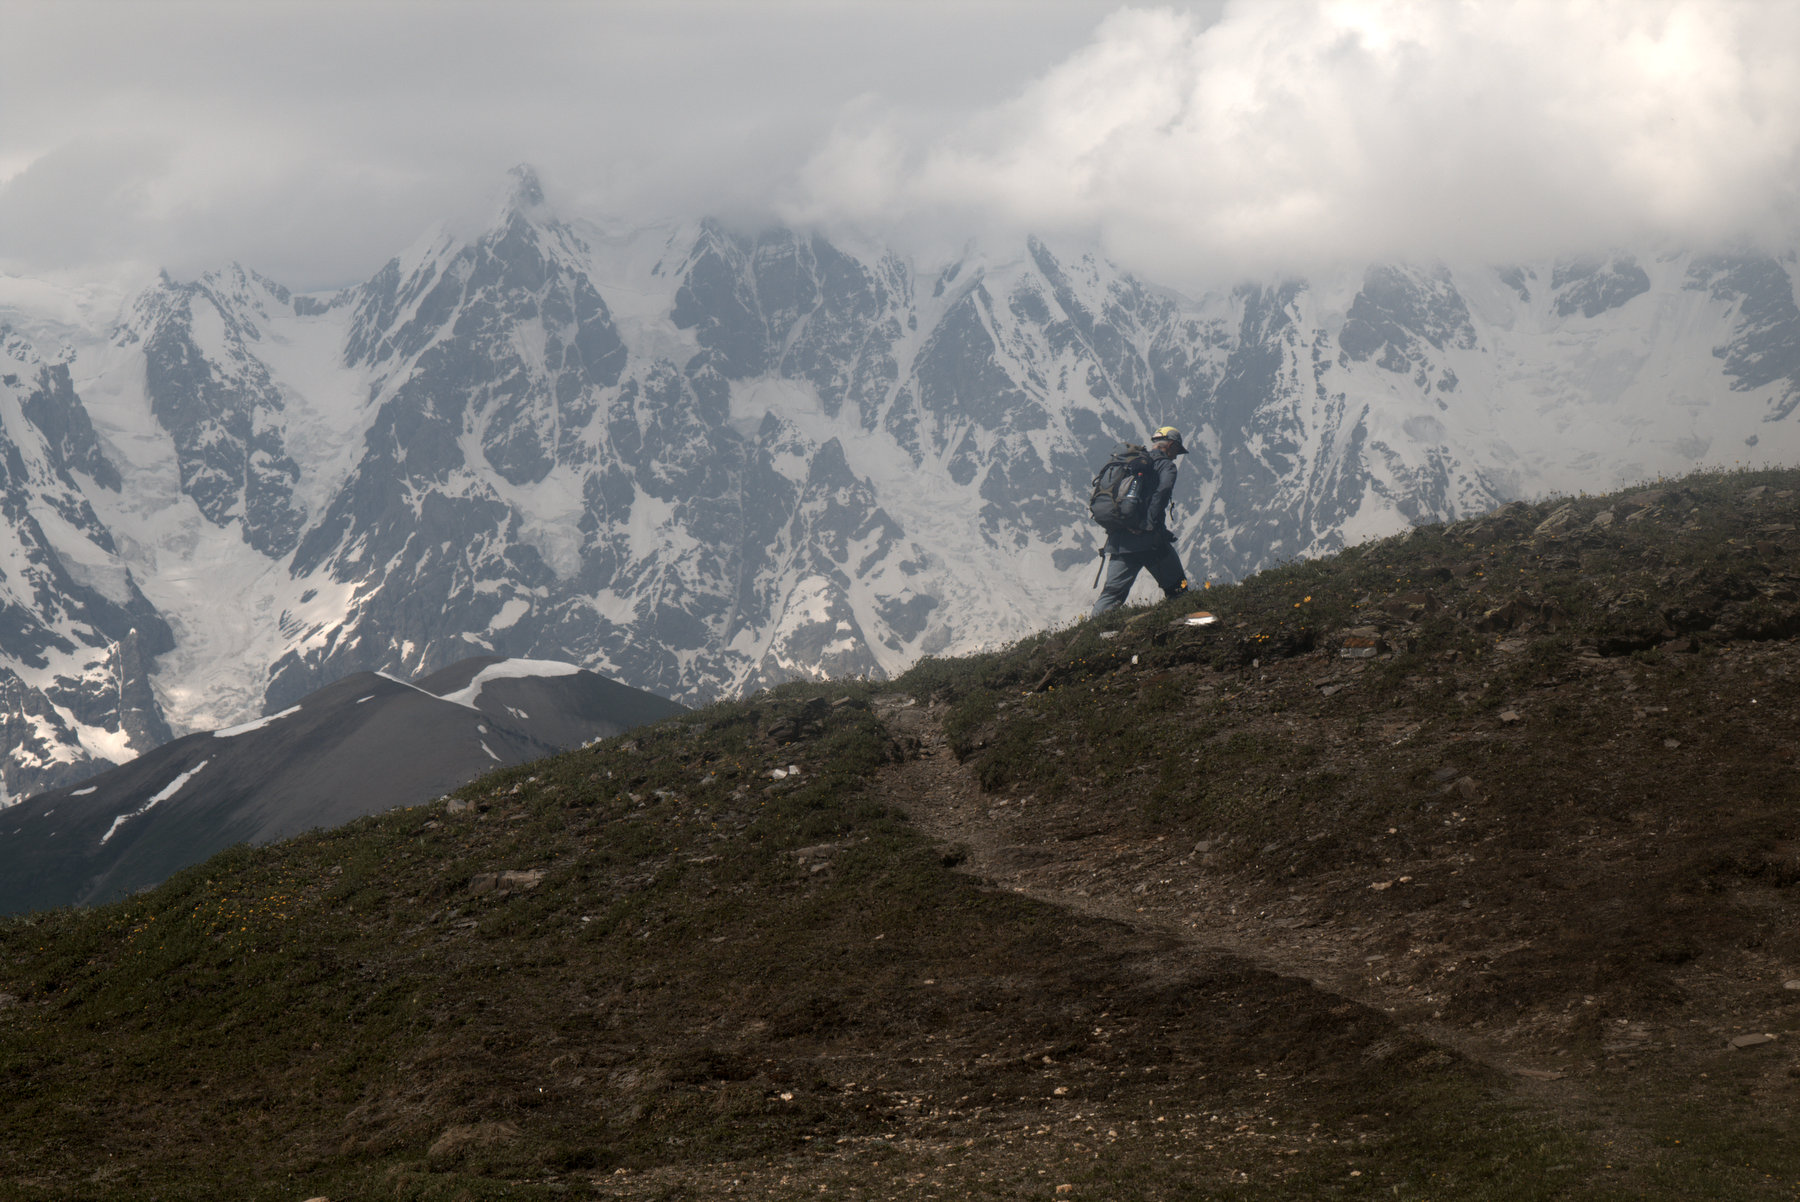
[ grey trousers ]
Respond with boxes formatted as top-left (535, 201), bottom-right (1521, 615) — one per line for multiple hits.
top-left (1090, 545), bottom-right (1190, 616)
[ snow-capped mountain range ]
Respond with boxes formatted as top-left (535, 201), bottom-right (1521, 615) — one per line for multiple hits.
top-left (5, 165), bottom-right (1800, 800)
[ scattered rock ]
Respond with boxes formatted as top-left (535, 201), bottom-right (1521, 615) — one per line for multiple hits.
top-left (427, 1121), bottom-right (523, 1166)
top-left (1784, 980), bottom-right (1800, 991)
top-left (1730, 1033), bottom-right (1778, 1049)
top-left (1340, 636), bottom-right (1382, 659)
top-left (1481, 593), bottom-right (1569, 634)
top-left (1534, 504), bottom-right (1579, 537)
top-left (1516, 1068), bottom-right (1566, 1081)
top-left (1381, 591), bottom-right (1440, 620)
top-left (1621, 488), bottom-right (1676, 512)
top-left (469, 869), bottom-right (546, 896)
top-left (1476, 601), bottom-right (1533, 636)
top-left (446, 799), bottom-right (474, 814)
top-left (1498, 710), bottom-right (1522, 724)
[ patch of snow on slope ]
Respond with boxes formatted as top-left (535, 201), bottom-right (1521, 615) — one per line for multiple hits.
top-left (213, 705), bottom-right (302, 738)
top-left (252, 301), bottom-right (378, 520)
top-left (487, 598), bottom-right (531, 631)
top-left (436, 658), bottom-right (584, 709)
top-left (99, 758), bottom-right (209, 846)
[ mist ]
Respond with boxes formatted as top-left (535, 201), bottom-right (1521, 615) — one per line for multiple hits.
top-left (792, 1), bottom-right (1800, 289)
top-left (3, 1), bottom-right (1796, 294)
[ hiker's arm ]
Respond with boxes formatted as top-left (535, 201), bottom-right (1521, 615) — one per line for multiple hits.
top-left (1144, 458), bottom-right (1178, 532)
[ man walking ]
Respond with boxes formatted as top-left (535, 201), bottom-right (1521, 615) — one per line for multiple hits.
top-left (1090, 426), bottom-right (1191, 616)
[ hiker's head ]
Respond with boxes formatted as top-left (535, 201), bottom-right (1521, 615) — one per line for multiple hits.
top-left (1152, 426), bottom-right (1187, 456)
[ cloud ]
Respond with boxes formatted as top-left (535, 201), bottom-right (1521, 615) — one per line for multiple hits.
top-left (5, 1), bottom-right (1795, 292)
top-left (0, 0), bottom-right (1128, 290)
top-left (790, 1), bottom-right (1800, 284)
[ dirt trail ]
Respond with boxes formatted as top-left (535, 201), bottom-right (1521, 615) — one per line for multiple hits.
top-left (872, 695), bottom-right (1567, 1086)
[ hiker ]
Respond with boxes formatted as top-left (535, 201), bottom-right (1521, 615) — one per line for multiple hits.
top-left (1090, 426), bottom-right (1191, 616)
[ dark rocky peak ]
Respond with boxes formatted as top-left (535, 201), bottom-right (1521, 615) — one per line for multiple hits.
top-left (1339, 264), bottom-right (1476, 376)
top-left (1021, 236), bottom-right (1162, 406)
top-left (0, 324), bottom-right (43, 378)
top-left (342, 231), bottom-right (459, 367)
top-left (345, 167), bottom-right (598, 373)
top-left (1685, 251), bottom-right (1800, 420)
top-left (666, 222), bottom-right (886, 350)
top-left (14, 356), bottom-right (121, 493)
top-left (1495, 265), bottom-right (1534, 303)
top-left (931, 254), bottom-right (971, 299)
top-left (503, 163), bottom-right (547, 213)
top-left (478, 179), bottom-right (581, 282)
top-left (0, 330), bottom-right (121, 513)
top-left (1551, 253), bottom-right (1651, 319)
top-left (344, 174), bottom-right (623, 392)
top-left (670, 220), bottom-right (774, 378)
top-left (128, 268), bottom-right (307, 559)
top-left (909, 278), bottom-right (1038, 438)
top-left (1233, 278), bottom-right (1306, 342)
top-left (123, 263), bottom-right (285, 351)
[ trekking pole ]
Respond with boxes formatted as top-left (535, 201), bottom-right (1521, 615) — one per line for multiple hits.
top-left (1092, 548), bottom-right (1107, 589)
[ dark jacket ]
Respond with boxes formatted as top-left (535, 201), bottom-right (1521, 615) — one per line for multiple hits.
top-left (1102, 447), bottom-right (1179, 556)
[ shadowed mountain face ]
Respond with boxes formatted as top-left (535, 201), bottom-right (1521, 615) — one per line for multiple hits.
top-left (0, 656), bottom-right (683, 914)
top-left (6, 166), bottom-right (1800, 800)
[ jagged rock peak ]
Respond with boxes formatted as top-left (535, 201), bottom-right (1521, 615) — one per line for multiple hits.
top-left (499, 164), bottom-right (549, 220)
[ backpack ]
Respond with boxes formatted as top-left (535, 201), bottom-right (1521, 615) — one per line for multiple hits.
top-left (1088, 442), bottom-right (1155, 531)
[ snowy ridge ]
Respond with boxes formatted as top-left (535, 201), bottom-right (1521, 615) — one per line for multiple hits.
top-left (99, 758), bottom-right (208, 846)
top-left (4, 168), bottom-right (1800, 800)
top-left (434, 658), bottom-right (584, 709)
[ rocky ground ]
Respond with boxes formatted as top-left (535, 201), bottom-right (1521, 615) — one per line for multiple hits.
top-left (6, 470), bottom-right (1800, 1201)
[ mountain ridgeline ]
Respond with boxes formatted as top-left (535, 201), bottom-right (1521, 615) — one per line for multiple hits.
top-left (5, 165), bottom-right (1800, 798)
top-left (0, 656), bottom-right (684, 915)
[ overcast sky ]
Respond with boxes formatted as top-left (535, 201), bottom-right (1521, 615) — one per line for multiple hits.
top-left (3, 0), bottom-right (1797, 293)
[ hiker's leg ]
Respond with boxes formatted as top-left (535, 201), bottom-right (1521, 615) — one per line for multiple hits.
top-left (1090, 555), bottom-right (1142, 616)
top-left (1144, 544), bottom-right (1191, 599)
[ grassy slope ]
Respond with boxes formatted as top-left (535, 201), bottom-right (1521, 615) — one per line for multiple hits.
top-left (2, 468), bottom-right (1799, 1199)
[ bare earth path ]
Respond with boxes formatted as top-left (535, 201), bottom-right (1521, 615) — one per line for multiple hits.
top-left (872, 696), bottom-right (1590, 1091)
